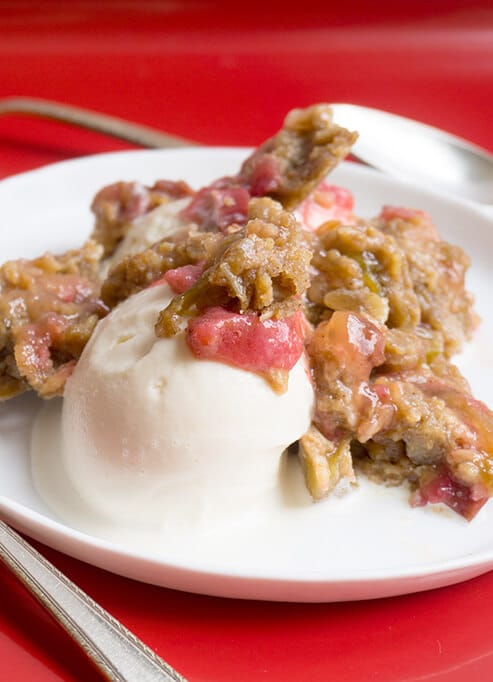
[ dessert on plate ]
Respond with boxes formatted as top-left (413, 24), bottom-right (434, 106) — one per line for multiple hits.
top-left (1, 103), bottom-right (492, 522)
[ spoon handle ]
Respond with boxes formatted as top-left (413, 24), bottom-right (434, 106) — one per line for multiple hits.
top-left (0, 520), bottom-right (186, 682)
top-left (0, 96), bottom-right (196, 149)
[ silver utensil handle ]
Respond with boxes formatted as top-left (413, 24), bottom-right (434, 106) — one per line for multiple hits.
top-left (0, 520), bottom-right (186, 682)
top-left (0, 96), bottom-right (195, 149)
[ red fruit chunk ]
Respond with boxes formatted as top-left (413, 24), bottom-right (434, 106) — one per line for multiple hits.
top-left (180, 184), bottom-right (250, 231)
top-left (14, 312), bottom-right (77, 392)
top-left (307, 311), bottom-right (391, 442)
top-left (186, 308), bottom-right (305, 372)
top-left (163, 262), bottom-right (205, 294)
top-left (378, 205), bottom-right (440, 241)
top-left (379, 205), bottom-right (428, 222)
top-left (326, 310), bottom-right (385, 384)
top-left (239, 153), bottom-right (282, 197)
top-left (298, 182), bottom-right (355, 231)
top-left (151, 179), bottom-right (194, 199)
top-left (91, 181), bottom-right (151, 223)
top-left (412, 469), bottom-right (488, 521)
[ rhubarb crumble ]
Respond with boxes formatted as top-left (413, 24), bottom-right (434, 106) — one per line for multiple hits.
top-left (1, 103), bottom-right (492, 520)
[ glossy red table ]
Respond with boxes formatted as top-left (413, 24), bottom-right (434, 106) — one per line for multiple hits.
top-left (1, 3), bottom-right (493, 680)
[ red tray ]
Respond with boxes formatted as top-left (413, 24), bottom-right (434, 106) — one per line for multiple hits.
top-left (1, 2), bottom-right (493, 680)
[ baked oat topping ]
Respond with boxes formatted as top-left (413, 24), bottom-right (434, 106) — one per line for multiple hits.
top-left (91, 179), bottom-right (194, 257)
top-left (180, 103), bottom-right (357, 232)
top-left (2, 103), bottom-right (492, 520)
top-left (101, 229), bottom-right (224, 308)
top-left (304, 199), bottom-right (492, 518)
top-left (239, 103), bottom-right (358, 209)
top-left (374, 206), bottom-right (477, 355)
top-left (154, 198), bottom-right (312, 337)
top-left (0, 241), bottom-right (107, 399)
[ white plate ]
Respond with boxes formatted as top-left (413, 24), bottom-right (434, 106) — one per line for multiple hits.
top-left (1, 148), bottom-right (493, 603)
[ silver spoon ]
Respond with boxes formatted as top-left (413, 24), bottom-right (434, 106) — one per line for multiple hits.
top-left (0, 96), bottom-right (198, 149)
top-left (0, 520), bottom-right (187, 682)
top-left (2, 97), bottom-right (493, 204)
top-left (330, 103), bottom-right (493, 204)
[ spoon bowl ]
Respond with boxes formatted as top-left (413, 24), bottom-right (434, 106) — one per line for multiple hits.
top-left (330, 103), bottom-right (493, 204)
top-left (2, 96), bottom-right (492, 204)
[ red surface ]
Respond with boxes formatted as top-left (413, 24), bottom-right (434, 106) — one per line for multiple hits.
top-left (2, 2), bottom-right (493, 680)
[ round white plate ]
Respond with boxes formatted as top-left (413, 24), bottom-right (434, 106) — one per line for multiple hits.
top-left (1, 148), bottom-right (493, 603)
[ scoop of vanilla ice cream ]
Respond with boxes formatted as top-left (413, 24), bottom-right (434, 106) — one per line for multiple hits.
top-left (102, 197), bottom-right (191, 275)
top-left (61, 284), bottom-right (314, 534)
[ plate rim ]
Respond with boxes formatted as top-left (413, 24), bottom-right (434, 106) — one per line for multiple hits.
top-left (1, 146), bottom-right (493, 601)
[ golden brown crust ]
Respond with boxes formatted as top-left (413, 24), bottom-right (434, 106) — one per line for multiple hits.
top-left (240, 104), bottom-right (358, 209)
top-left (299, 425), bottom-right (354, 500)
top-left (91, 180), bottom-right (194, 257)
top-left (101, 229), bottom-right (224, 308)
top-left (375, 208), bottom-right (477, 355)
top-left (155, 198), bottom-right (312, 337)
top-left (1, 104), bottom-right (491, 519)
top-left (0, 241), bottom-right (107, 399)
top-left (308, 220), bottom-right (420, 328)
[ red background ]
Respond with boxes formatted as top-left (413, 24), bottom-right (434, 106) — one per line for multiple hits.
top-left (1, 1), bottom-right (493, 680)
